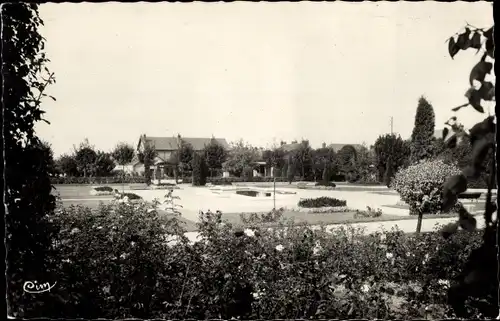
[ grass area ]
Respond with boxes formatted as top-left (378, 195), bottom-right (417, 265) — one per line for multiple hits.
top-left (384, 202), bottom-right (485, 213)
top-left (57, 200), bottom-right (199, 232)
top-left (369, 191), bottom-right (398, 196)
top-left (220, 210), bottom-right (413, 229)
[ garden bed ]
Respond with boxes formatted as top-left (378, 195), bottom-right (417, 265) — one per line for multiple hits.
top-left (298, 197), bottom-right (347, 208)
top-left (113, 191), bottom-right (143, 202)
top-left (89, 186), bottom-right (114, 196)
top-left (221, 209), bottom-right (408, 228)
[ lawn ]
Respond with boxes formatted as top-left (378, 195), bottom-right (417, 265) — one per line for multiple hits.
top-left (54, 184), bottom-right (200, 232)
top-left (383, 202), bottom-right (486, 213)
top-left (54, 184), bottom-right (475, 233)
top-left (217, 209), bottom-right (456, 229)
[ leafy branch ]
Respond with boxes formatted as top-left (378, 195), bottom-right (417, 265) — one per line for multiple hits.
top-left (441, 21), bottom-right (497, 318)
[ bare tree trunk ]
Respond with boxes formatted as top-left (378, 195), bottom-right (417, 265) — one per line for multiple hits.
top-left (415, 208), bottom-right (423, 233)
top-left (122, 164), bottom-right (125, 193)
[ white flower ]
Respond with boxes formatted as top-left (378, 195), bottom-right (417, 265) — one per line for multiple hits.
top-left (422, 253), bottom-right (430, 265)
top-left (120, 253), bottom-right (129, 259)
top-left (386, 252), bottom-right (394, 259)
top-left (244, 229), bottom-right (255, 237)
top-left (70, 228), bottom-right (80, 234)
top-left (313, 241), bottom-right (322, 255)
top-left (361, 283), bottom-right (370, 293)
top-left (131, 241), bottom-right (136, 247)
top-left (275, 244), bottom-right (284, 252)
top-left (437, 279), bottom-right (450, 287)
top-left (102, 285), bottom-right (111, 294)
top-left (252, 290), bottom-right (264, 299)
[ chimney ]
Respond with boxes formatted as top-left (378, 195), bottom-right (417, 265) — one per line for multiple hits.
top-left (322, 142), bottom-right (326, 148)
top-left (177, 133), bottom-right (181, 148)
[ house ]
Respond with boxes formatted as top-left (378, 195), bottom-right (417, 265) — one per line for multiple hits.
top-left (116, 159), bottom-right (144, 175)
top-left (136, 134), bottom-right (230, 179)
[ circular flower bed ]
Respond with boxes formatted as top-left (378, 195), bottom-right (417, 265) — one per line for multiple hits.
top-left (90, 186), bottom-right (114, 196)
top-left (298, 197), bottom-right (347, 208)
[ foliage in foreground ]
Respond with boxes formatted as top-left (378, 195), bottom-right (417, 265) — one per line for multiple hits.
top-left (3, 3), bottom-right (60, 318)
top-left (19, 200), bottom-right (494, 319)
top-left (441, 20), bottom-right (497, 318)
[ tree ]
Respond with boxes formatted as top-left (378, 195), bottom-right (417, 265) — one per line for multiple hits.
top-left (56, 154), bottom-right (79, 177)
top-left (94, 151), bottom-right (115, 177)
top-left (263, 148), bottom-right (285, 178)
top-left (437, 137), bottom-right (495, 189)
top-left (37, 140), bottom-right (57, 176)
top-left (3, 3), bottom-right (60, 317)
top-left (392, 159), bottom-right (462, 232)
top-left (112, 142), bottom-right (135, 190)
top-left (374, 134), bottom-right (410, 183)
top-left (74, 138), bottom-right (97, 178)
top-left (337, 145), bottom-right (358, 181)
top-left (178, 140), bottom-right (195, 177)
top-left (192, 152), bottom-right (208, 186)
top-left (383, 157), bottom-right (394, 187)
top-left (286, 155), bottom-right (295, 184)
top-left (112, 142), bottom-right (134, 172)
top-left (138, 142), bottom-right (157, 186)
top-left (410, 97), bottom-right (436, 163)
top-left (313, 147), bottom-right (336, 182)
top-left (204, 138), bottom-right (227, 178)
top-left (293, 140), bottom-right (314, 180)
top-left (222, 140), bottom-right (259, 177)
top-left (281, 162), bottom-right (288, 180)
top-left (441, 21), bottom-right (496, 317)
top-left (355, 145), bottom-right (377, 183)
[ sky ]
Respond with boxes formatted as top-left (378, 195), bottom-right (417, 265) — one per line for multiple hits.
top-left (35, 2), bottom-right (494, 157)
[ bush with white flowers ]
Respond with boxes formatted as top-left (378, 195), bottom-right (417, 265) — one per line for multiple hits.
top-left (391, 159), bottom-right (461, 215)
top-left (46, 188), bottom-right (491, 319)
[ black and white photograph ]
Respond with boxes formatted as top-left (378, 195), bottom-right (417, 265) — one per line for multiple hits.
top-left (3, 1), bottom-right (497, 319)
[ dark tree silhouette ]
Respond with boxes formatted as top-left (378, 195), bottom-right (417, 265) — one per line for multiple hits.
top-left (3, 3), bottom-right (60, 317)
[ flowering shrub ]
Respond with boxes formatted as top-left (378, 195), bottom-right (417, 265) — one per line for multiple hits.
top-left (354, 206), bottom-right (383, 218)
top-left (37, 190), bottom-right (493, 319)
top-left (240, 208), bottom-right (287, 225)
top-left (285, 206), bottom-right (352, 214)
top-left (298, 197), bottom-right (347, 208)
top-left (391, 159), bottom-right (461, 214)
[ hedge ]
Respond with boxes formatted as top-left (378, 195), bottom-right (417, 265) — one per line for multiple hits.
top-left (52, 175), bottom-right (388, 186)
top-left (51, 176), bottom-right (145, 185)
top-left (315, 181), bottom-right (337, 187)
top-left (20, 201), bottom-right (492, 319)
top-left (298, 197), bottom-right (347, 208)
